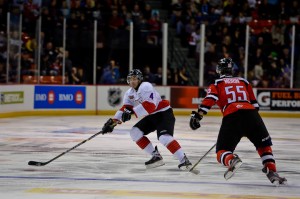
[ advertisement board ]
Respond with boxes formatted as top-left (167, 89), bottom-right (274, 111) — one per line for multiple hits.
top-left (1, 85), bottom-right (300, 118)
top-left (256, 89), bottom-right (300, 111)
top-left (0, 91), bottom-right (24, 104)
top-left (170, 87), bottom-right (218, 109)
top-left (34, 86), bottom-right (86, 109)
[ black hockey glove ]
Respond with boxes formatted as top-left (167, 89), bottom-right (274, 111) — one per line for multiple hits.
top-left (190, 111), bottom-right (203, 130)
top-left (121, 108), bottom-right (134, 122)
top-left (101, 118), bottom-right (117, 134)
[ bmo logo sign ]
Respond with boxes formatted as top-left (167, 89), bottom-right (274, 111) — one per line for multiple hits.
top-left (34, 86), bottom-right (85, 109)
top-left (58, 91), bottom-right (84, 104)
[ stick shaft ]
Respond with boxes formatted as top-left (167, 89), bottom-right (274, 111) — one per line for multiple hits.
top-left (28, 130), bottom-right (104, 166)
top-left (189, 143), bottom-right (216, 172)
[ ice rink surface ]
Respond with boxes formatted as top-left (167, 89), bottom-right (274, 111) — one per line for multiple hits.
top-left (0, 115), bottom-right (299, 199)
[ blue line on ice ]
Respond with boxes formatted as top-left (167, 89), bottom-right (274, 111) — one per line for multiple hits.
top-left (0, 175), bottom-right (298, 188)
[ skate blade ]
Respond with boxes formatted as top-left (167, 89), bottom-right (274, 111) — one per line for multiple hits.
top-left (224, 161), bottom-right (243, 180)
top-left (273, 179), bottom-right (288, 186)
top-left (180, 165), bottom-right (200, 175)
top-left (179, 164), bottom-right (192, 171)
top-left (145, 160), bottom-right (165, 169)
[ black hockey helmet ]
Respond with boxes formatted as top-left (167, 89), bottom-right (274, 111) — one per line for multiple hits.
top-left (127, 69), bottom-right (143, 84)
top-left (216, 57), bottom-right (234, 76)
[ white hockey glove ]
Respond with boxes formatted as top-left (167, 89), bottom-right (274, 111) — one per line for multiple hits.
top-left (190, 111), bottom-right (203, 130)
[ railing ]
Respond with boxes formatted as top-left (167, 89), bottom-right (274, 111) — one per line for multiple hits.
top-left (168, 29), bottom-right (198, 85)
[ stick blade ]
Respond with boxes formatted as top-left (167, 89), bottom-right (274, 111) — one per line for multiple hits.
top-left (28, 161), bottom-right (45, 166)
top-left (190, 169), bottom-right (200, 175)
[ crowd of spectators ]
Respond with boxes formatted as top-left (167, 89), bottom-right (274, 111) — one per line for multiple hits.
top-left (0, 0), bottom-right (166, 84)
top-left (0, 0), bottom-right (299, 87)
top-left (170, 0), bottom-right (300, 87)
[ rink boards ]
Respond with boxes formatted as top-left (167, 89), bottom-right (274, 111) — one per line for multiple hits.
top-left (1, 84), bottom-right (300, 118)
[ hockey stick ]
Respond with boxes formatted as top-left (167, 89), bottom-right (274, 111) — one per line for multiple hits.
top-left (189, 143), bottom-right (216, 174)
top-left (28, 130), bottom-right (106, 166)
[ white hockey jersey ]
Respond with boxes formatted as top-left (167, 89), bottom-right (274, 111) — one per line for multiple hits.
top-left (113, 82), bottom-right (171, 120)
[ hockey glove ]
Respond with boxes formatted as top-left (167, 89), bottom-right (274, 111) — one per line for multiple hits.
top-left (121, 108), bottom-right (134, 122)
top-left (101, 118), bottom-right (117, 134)
top-left (190, 111), bottom-right (203, 130)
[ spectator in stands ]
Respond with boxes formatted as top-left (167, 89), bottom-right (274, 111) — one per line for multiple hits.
top-left (178, 65), bottom-right (189, 85)
top-left (247, 70), bottom-right (260, 87)
top-left (124, 12), bottom-right (133, 30)
top-left (268, 59), bottom-right (282, 87)
top-left (250, 37), bottom-right (269, 62)
top-left (21, 50), bottom-right (34, 75)
top-left (69, 66), bottom-right (82, 84)
top-left (1, 0), bottom-right (298, 88)
top-left (271, 25), bottom-right (285, 45)
top-left (253, 60), bottom-right (264, 81)
top-left (167, 68), bottom-right (178, 85)
top-left (269, 38), bottom-right (282, 58)
top-left (110, 59), bottom-right (120, 81)
top-left (154, 66), bottom-right (162, 85)
top-left (109, 9), bottom-right (124, 30)
top-left (143, 65), bottom-right (155, 83)
top-left (185, 18), bottom-right (197, 48)
top-left (49, 57), bottom-right (62, 76)
top-left (120, 5), bottom-right (129, 20)
top-left (223, 11), bottom-right (233, 26)
top-left (279, 58), bottom-right (291, 86)
top-left (99, 66), bottom-right (116, 84)
top-left (170, 3), bottom-right (185, 37)
top-left (131, 4), bottom-right (142, 24)
top-left (136, 14), bottom-right (150, 43)
top-left (77, 67), bottom-right (87, 84)
top-left (44, 41), bottom-right (57, 63)
top-left (147, 12), bottom-right (162, 45)
top-left (281, 46), bottom-right (291, 65)
top-left (64, 50), bottom-right (73, 83)
top-left (188, 27), bottom-right (200, 58)
top-left (40, 54), bottom-right (51, 76)
top-left (143, 4), bottom-right (153, 20)
top-left (258, 26), bottom-right (273, 46)
top-left (99, 61), bottom-right (120, 84)
top-left (204, 43), bottom-right (218, 65)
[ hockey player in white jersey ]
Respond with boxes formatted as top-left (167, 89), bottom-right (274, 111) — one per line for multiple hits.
top-left (101, 69), bottom-right (192, 170)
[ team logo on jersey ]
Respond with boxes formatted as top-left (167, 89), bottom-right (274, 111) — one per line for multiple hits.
top-left (108, 88), bottom-right (122, 107)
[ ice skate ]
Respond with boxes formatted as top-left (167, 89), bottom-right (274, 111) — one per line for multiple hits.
top-left (145, 146), bottom-right (165, 169)
top-left (224, 154), bottom-right (243, 180)
top-left (178, 154), bottom-right (192, 170)
top-left (262, 167), bottom-right (287, 186)
top-left (178, 154), bottom-right (200, 174)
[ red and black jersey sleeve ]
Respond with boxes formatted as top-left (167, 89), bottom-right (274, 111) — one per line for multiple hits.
top-left (199, 84), bottom-right (219, 114)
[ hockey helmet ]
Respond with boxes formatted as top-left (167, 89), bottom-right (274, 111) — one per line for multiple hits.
top-left (127, 69), bottom-right (143, 84)
top-left (216, 57), bottom-right (234, 76)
